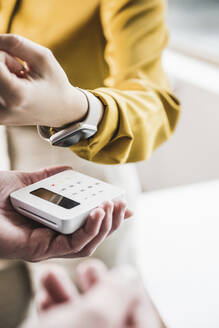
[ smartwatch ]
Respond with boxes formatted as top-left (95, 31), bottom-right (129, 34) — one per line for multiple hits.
top-left (37, 88), bottom-right (104, 147)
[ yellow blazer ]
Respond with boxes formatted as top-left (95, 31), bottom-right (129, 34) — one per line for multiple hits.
top-left (0, 0), bottom-right (180, 164)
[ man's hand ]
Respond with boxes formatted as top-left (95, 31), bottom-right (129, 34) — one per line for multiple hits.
top-left (0, 34), bottom-right (88, 127)
top-left (38, 260), bottom-right (165, 328)
top-left (0, 167), bottom-right (132, 262)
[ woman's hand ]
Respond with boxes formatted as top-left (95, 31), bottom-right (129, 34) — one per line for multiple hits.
top-left (0, 167), bottom-right (132, 262)
top-left (0, 34), bottom-right (88, 127)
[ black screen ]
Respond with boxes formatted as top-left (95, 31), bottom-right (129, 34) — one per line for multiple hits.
top-left (31, 188), bottom-right (80, 209)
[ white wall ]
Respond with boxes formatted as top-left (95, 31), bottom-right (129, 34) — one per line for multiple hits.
top-left (137, 50), bottom-right (219, 191)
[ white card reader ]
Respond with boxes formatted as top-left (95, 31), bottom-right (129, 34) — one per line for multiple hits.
top-left (10, 170), bottom-right (125, 234)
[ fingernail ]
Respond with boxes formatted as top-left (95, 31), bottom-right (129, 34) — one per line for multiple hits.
top-left (23, 61), bottom-right (29, 72)
top-left (90, 210), bottom-right (96, 219)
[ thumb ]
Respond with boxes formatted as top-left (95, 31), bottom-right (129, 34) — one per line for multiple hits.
top-left (19, 166), bottom-right (72, 185)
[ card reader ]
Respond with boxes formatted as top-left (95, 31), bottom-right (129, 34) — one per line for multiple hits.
top-left (10, 170), bottom-right (125, 234)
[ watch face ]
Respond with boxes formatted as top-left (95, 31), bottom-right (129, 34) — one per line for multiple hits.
top-left (52, 128), bottom-right (96, 147)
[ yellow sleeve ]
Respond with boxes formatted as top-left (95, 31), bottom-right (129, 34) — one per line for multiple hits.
top-left (71, 0), bottom-right (180, 164)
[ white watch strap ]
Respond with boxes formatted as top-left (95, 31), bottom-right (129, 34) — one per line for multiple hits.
top-left (37, 88), bottom-right (104, 142)
top-left (77, 88), bottom-right (104, 127)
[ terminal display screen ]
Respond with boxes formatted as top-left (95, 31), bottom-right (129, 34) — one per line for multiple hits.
top-left (31, 188), bottom-right (80, 209)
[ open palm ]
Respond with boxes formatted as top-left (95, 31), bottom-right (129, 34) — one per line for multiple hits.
top-left (0, 166), bottom-right (132, 262)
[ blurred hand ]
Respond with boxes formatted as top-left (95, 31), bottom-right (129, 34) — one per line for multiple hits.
top-left (0, 34), bottom-right (88, 127)
top-left (39, 260), bottom-right (165, 328)
top-left (0, 167), bottom-right (132, 262)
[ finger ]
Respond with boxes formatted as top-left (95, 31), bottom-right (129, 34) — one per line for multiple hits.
top-left (0, 50), bottom-right (24, 76)
top-left (49, 208), bottom-right (105, 258)
top-left (37, 265), bottom-right (79, 313)
top-left (0, 34), bottom-right (52, 72)
top-left (19, 165), bottom-right (72, 185)
top-left (38, 166), bottom-right (72, 181)
top-left (69, 208), bottom-right (105, 253)
top-left (63, 201), bottom-right (114, 259)
top-left (6, 55), bottom-right (25, 77)
top-left (16, 58), bottom-right (30, 76)
top-left (41, 270), bottom-right (79, 308)
top-left (87, 201), bottom-right (114, 244)
top-left (125, 208), bottom-right (134, 219)
top-left (42, 273), bottom-right (73, 305)
top-left (82, 266), bottom-right (142, 327)
top-left (108, 200), bottom-right (126, 235)
top-left (40, 267), bottom-right (142, 328)
top-left (39, 293), bottom-right (54, 312)
top-left (0, 62), bottom-right (20, 96)
top-left (109, 202), bottom-right (134, 235)
top-left (76, 259), bottom-right (107, 293)
top-left (21, 207), bottom-right (104, 261)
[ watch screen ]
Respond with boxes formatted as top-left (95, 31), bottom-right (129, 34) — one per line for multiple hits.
top-left (31, 188), bottom-right (80, 209)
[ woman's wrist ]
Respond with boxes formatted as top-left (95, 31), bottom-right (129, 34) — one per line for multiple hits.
top-left (38, 88), bottom-right (105, 145)
top-left (55, 85), bottom-right (89, 128)
top-left (54, 86), bottom-right (105, 131)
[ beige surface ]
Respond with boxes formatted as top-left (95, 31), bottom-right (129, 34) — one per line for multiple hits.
top-left (0, 262), bottom-right (32, 328)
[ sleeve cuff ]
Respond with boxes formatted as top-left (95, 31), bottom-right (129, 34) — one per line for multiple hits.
top-left (70, 88), bottom-right (120, 162)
